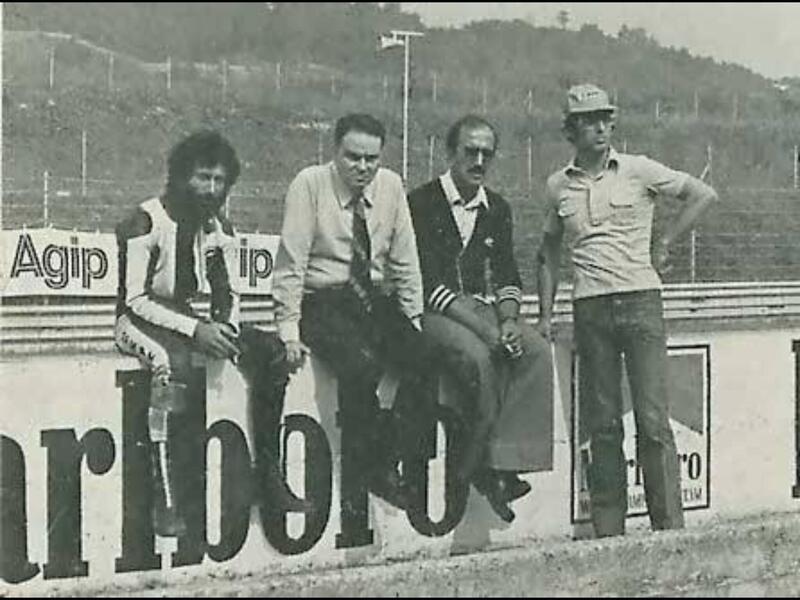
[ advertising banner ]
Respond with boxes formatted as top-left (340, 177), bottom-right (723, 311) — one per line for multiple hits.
top-left (571, 344), bottom-right (711, 522)
top-left (0, 228), bottom-right (279, 297)
top-left (1, 228), bottom-right (117, 296)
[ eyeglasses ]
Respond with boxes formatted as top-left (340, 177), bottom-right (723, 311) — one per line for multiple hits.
top-left (463, 146), bottom-right (496, 160)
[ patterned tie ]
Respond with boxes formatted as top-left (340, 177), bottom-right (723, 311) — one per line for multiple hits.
top-left (349, 195), bottom-right (374, 312)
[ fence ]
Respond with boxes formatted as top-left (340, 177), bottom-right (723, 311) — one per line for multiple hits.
top-left (3, 172), bottom-right (799, 286)
top-left (4, 32), bottom-right (800, 193)
top-left (3, 119), bottom-right (799, 195)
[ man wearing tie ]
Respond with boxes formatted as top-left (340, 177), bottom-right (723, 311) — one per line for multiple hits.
top-left (408, 115), bottom-right (554, 523)
top-left (272, 113), bottom-right (434, 511)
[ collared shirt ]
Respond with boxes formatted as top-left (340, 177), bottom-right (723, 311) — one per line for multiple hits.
top-left (439, 169), bottom-right (489, 247)
top-left (273, 161), bottom-right (424, 342)
top-left (543, 148), bottom-right (689, 300)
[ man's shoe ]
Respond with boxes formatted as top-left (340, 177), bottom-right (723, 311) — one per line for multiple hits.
top-left (473, 470), bottom-right (516, 523)
top-left (501, 474), bottom-right (532, 503)
top-left (482, 489), bottom-right (516, 523)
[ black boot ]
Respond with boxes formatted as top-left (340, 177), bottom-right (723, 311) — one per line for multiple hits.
top-left (368, 408), bottom-right (410, 510)
top-left (151, 445), bottom-right (187, 537)
top-left (240, 328), bottom-right (311, 513)
top-left (149, 379), bottom-right (188, 537)
top-left (254, 445), bottom-right (312, 513)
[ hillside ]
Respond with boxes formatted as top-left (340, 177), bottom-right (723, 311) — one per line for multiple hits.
top-left (5, 2), bottom-right (798, 116)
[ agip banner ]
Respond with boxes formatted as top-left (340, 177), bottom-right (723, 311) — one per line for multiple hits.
top-left (1, 228), bottom-right (117, 296)
top-left (0, 228), bottom-right (280, 297)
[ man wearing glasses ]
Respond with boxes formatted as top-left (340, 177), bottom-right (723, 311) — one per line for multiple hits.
top-left (408, 115), bottom-right (554, 523)
top-left (537, 84), bottom-right (717, 538)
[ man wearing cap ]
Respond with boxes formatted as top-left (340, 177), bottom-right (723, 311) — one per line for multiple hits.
top-left (409, 115), bottom-right (554, 523)
top-left (537, 84), bottom-right (718, 537)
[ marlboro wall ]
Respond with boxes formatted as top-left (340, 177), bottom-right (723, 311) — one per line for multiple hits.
top-left (2, 243), bottom-right (800, 593)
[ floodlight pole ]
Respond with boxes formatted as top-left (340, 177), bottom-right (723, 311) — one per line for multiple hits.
top-left (391, 30), bottom-right (424, 183)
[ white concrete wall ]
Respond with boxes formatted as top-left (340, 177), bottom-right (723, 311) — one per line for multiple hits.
top-left (2, 321), bottom-right (799, 594)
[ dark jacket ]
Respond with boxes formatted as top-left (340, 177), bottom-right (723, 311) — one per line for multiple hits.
top-left (408, 178), bottom-right (522, 313)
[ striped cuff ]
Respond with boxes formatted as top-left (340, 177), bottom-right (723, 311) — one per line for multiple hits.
top-left (495, 285), bottom-right (523, 305)
top-left (428, 284), bottom-right (458, 313)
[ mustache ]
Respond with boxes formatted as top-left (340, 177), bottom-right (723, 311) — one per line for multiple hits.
top-left (468, 167), bottom-right (485, 175)
top-left (196, 194), bottom-right (225, 211)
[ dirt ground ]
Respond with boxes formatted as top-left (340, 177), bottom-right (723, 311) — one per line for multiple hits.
top-left (10, 510), bottom-right (800, 598)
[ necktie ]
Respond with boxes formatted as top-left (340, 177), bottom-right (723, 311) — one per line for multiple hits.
top-left (349, 195), bottom-right (374, 312)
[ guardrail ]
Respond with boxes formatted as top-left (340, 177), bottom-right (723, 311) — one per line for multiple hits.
top-left (3, 282), bottom-right (800, 354)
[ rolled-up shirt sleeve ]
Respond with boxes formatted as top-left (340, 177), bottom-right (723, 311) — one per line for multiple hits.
top-left (541, 177), bottom-right (564, 237)
top-left (272, 171), bottom-right (315, 342)
top-left (637, 156), bottom-right (690, 198)
top-left (387, 177), bottom-right (424, 320)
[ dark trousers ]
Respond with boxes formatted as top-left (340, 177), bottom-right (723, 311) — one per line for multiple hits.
top-left (115, 314), bottom-right (290, 469)
top-left (299, 288), bottom-right (437, 472)
top-left (422, 298), bottom-right (554, 478)
top-left (574, 290), bottom-right (684, 537)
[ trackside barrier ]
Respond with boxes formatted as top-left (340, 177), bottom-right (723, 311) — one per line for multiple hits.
top-left (2, 283), bottom-right (800, 353)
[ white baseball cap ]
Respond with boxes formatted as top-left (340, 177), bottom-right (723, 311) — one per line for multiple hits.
top-left (564, 83), bottom-right (616, 115)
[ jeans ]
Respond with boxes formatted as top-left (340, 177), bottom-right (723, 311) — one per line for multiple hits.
top-left (574, 289), bottom-right (684, 537)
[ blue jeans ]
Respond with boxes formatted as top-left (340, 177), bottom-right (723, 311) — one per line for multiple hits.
top-left (574, 290), bottom-right (684, 537)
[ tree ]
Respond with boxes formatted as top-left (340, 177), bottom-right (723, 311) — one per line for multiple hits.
top-left (382, 2), bottom-right (402, 14)
top-left (579, 23), bottom-right (604, 39)
top-left (618, 24), bottom-right (652, 47)
top-left (556, 9), bottom-right (569, 29)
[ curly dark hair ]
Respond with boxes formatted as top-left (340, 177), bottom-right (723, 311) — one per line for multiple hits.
top-left (165, 130), bottom-right (241, 194)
